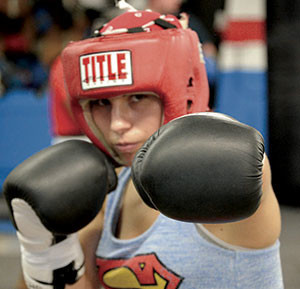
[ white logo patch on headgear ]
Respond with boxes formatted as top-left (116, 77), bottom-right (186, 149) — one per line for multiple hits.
top-left (80, 50), bottom-right (132, 90)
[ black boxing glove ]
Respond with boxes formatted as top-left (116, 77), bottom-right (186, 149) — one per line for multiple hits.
top-left (132, 112), bottom-right (264, 223)
top-left (3, 140), bottom-right (117, 289)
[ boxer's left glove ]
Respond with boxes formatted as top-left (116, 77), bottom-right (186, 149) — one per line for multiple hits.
top-left (132, 112), bottom-right (264, 224)
top-left (3, 140), bottom-right (117, 289)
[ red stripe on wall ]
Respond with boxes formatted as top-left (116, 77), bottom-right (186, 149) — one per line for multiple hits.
top-left (222, 20), bottom-right (266, 42)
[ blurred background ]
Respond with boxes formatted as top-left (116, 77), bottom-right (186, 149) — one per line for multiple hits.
top-left (0, 0), bottom-right (299, 288)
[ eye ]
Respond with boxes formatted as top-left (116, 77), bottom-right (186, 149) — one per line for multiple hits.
top-left (131, 94), bottom-right (146, 102)
top-left (98, 98), bottom-right (111, 106)
top-left (90, 98), bottom-right (111, 108)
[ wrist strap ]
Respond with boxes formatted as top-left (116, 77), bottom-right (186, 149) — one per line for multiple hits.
top-left (19, 233), bottom-right (85, 288)
top-left (23, 261), bottom-right (84, 289)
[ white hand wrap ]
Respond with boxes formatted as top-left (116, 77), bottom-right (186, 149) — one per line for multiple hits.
top-left (12, 199), bottom-right (85, 288)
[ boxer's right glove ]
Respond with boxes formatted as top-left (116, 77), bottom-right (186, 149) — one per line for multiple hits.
top-left (3, 140), bottom-right (117, 289)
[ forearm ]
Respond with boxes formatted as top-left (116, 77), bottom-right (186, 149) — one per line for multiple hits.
top-left (204, 155), bottom-right (281, 249)
top-left (66, 209), bottom-right (105, 289)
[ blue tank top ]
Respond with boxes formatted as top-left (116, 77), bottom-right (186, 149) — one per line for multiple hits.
top-left (96, 167), bottom-right (284, 289)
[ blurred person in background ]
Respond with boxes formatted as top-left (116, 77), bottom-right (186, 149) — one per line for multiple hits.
top-left (0, 0), bottom-right (48, 93)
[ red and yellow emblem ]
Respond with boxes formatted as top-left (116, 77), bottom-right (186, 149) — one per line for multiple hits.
top-left (97, 253), bottom-right (183, 288)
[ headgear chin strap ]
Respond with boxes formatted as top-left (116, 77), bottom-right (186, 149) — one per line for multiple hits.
top-left (61, 10), bottom-right (209, 164)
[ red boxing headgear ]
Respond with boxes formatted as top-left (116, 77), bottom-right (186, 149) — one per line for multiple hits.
top-left (49, 56), bottom-right (83, 137)
top-left (61, 10), bottom-right (209, 163)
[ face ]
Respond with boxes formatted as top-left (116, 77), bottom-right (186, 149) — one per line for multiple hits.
top-left (151, 0), bottom-right (183, 14)
top-left (90, 94), bottom-right (163, 166)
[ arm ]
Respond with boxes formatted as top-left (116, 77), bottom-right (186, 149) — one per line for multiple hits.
top-left (132, 112), bottom-right (281, 249)
top-left (66, 208), bottom-right (105, 289)
top-left (204, 155), bottom-right (281, 249)
top-left (67, 169), bottom-right (125, 288)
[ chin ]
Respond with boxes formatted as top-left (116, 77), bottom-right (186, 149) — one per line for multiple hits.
top-left (119, 153), bottom-right (134, 167)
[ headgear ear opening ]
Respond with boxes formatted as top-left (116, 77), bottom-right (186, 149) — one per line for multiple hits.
top-left (187, 100), bottom-right (193, 112)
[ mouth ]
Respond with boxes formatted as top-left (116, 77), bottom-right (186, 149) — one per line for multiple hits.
top-left (114, 142), bottom-right (140, 154)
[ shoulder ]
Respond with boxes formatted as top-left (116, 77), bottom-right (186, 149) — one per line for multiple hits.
top-left (204, 154), bottom-right (281, 249)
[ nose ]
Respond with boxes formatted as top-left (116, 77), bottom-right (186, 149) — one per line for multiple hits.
top-left (110, 99), bottom-right (132, 134)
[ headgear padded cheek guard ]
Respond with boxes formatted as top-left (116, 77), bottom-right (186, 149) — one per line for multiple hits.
top-left (61, 10), bottom-right (209, 163)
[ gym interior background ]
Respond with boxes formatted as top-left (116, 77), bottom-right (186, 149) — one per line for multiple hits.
top-left (0, 0), bottom-right (299, 288)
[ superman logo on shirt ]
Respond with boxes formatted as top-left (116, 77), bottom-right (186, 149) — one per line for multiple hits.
top-left (97, 252), bottom-right (183, 289)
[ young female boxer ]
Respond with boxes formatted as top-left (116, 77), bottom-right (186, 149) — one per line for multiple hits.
top-left (4, 6), bottom-right (283, 289)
